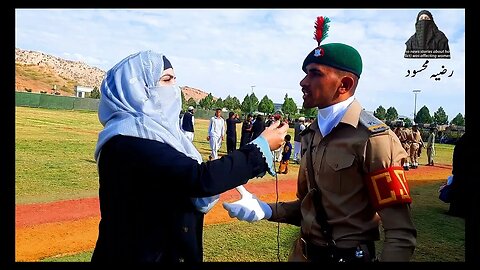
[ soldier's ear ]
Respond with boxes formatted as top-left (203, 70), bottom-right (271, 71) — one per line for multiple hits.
top-left (339, 76), bottom-right (354, 93)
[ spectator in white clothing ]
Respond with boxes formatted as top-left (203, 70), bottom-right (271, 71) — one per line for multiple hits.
top-left (293, 117), bottom-right (306, 163)
top-left (207, 108), bottom-right (225, 160)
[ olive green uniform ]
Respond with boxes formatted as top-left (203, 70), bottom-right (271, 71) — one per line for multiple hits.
top-left (394, 127), bottom-right (410, 168)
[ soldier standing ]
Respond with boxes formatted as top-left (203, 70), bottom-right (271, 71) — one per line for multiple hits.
top-left (409, 123), bottom-right (424, 169)
top-left (426, 127), bottom-right (436, 166)
top-left (394, 121), bottom-right (410, 170)
top-left (224, 16), bottom-right (416, 262)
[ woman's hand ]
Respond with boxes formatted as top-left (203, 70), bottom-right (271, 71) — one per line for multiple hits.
top-left (260, 120), bottom-right (289, 151)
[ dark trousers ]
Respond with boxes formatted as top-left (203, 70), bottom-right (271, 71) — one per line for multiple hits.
top-left (226, 137), bottom-right (236, 154)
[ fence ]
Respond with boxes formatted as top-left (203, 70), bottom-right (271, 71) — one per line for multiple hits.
top-left (15, 92), bottom-right (229, 119)
top-left (16, 91), bottom-right (100, 111)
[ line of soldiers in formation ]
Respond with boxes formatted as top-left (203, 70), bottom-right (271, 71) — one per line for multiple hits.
top-left (392, 122), bottom-right (424, 170)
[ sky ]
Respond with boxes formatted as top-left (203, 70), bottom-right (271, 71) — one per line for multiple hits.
top-left (15, 8), bottom-right (465, 120)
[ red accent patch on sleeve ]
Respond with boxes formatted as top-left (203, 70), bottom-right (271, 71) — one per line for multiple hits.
top-left (365, 166), bottom-right (412, 210)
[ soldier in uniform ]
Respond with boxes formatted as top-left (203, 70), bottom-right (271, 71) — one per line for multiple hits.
top-left (393, 121), bottom-right (411, 170)
top-left (409, 123), bottom-right (424, 169)
top-left (223, 16), bottom-right (417, 262)
top-left (426, 127), bottom-right (436, 166)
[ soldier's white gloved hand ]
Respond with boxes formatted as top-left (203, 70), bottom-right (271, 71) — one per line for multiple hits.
top-left (222, 188), bottom-right (272, 222)
top-left (192, 194), bottom-right (220, 214)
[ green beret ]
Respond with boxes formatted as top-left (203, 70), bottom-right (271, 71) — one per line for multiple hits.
top-left (302, 43), bottom-right (363, 78)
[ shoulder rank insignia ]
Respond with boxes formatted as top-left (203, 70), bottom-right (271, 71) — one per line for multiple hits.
top-left (359, 110), bottom-right (389, 134)
top-left (365, 166), bottom-right (412, 210)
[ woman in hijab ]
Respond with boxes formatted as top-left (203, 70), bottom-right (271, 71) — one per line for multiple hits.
top-left (91, 50), bottom-right (288, 263)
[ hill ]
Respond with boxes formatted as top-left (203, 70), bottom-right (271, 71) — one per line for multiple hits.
top-left (15, 48), bottom-right (210, 102)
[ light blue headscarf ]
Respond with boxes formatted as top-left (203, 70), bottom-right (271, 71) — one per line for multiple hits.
top-left (94, 50), bottom-right (218, 213)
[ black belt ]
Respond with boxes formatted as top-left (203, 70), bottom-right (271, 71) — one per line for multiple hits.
top-left (300, 237), bottom-right (376, 262)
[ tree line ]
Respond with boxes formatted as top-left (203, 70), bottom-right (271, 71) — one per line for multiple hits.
top-left (373, 105), bottom-right (465, 127)
top-left (90, 86), bottom-right (464, 126)
top-left (182, 91), bottom-right (318, 120)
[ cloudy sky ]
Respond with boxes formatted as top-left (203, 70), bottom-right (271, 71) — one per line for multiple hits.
top-left (15, 8), bottom-right (465, 119)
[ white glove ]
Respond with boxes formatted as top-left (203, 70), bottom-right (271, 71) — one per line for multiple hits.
top-left (222, 185), bottom-right (272, 222)
top-left (192, 194), bottom-right (220, 214)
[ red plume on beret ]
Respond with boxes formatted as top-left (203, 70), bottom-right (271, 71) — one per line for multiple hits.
top-left (314, 16), bottom-right (331, 46)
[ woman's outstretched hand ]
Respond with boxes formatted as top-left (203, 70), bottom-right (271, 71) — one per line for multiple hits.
top-left (260, 120), bottom-right (289, 151)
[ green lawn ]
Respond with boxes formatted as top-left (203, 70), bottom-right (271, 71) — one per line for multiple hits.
top-left (15, 106), bottom-right (295, 204)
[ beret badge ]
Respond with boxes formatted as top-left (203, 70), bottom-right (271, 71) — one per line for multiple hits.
top-left (313, 16), bottom-right (330, 57)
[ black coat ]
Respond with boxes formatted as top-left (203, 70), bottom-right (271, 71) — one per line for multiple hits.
top-left (251, 119), bottom-right (265, 141)
top-left (91, 135), bottom-right (268, 263)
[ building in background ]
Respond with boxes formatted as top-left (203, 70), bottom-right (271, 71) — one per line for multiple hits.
top-left (75, 86), bottom-right (94, 98)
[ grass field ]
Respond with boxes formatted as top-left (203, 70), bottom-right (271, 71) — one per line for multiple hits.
top-left (15, 106), bottom-right (463, 262)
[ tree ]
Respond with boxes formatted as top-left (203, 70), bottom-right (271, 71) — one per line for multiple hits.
top-left (258, 95), bottom-right (275, 114)
top-left (231, 97), bottom-right (241, 110)
top-left (90, 86), bottom-right (100, 99)
top-left (300, 106), bottom-right (317, 118)
top-left (199, 93), bottom-right (214, 110)
top-left (404, 117), bottom-right (413, 127)
top-left (415, 105), bottom-right (432, 124)
top-left (281, 93), bottom-right (297, 118)
top-left (187, 98), bottom-right (197, 108)
top-left (241, 93), bottom-right (258, 114)
top-left (373, 106), bottom-right (386, 120)
top-left (450, 113), bottom-right (465, 126)
top-left (214, 98), bottom-right (223, 109)
top-left (433, 107), bottom-right (448, 125)
top-left (223, 95), bottom-right (241, 111)
top-left (385, 107), bottom-right (398, 122)
top-left (250, 93), bottom-right (259, 112)
top-left (241, 94), bottom-right (251, 114)
top-left (223, 95), bottom-right (234, 110)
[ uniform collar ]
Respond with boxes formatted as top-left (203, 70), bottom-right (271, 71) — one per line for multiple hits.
top-left (303, 98), bottom-right (363, 137)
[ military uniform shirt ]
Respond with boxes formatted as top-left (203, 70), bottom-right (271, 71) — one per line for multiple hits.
top-left (267, 100), bottom-right (417, 261)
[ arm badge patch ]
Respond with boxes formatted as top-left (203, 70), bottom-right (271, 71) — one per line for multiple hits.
top-left (365, 166), bottom-right (412, 210)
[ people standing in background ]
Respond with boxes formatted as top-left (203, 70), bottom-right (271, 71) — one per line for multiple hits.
top-left (305, 117), bottom-right (313, 127)
top-left (277, 134), bottom-right (292, 174)
top-left (272, 115), bottom-right (284, 162)
top-left (226, 112), bottom-right (242, 154)
top-left (180, 106), bottom-right (195, 142)
top-left (426, 127), bottom-right (436, 166)
top-left (409, 123), bottom-right (423, 169)
top-left (272, 143), bottom-right (283, 162)
top-left (293, 117), bottom-right (306, 164)
top-left (404, 126), bottom-right (414, 170)
top-left (240, 114), bottom-right (253, 147)
top-left (393, 122), bottom-right (410, 170)
top-left (251, 114), bottom-right (266, 141)
top-left (265, 115), bottom-right (275, 127)
top-left (207, 108), bottom-right (225, 160)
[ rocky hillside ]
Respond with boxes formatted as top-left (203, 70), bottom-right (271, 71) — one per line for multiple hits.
top-left (15, 48), bottom-right (105, 90)
top-left (15, 48), bottom-right (210, 102)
